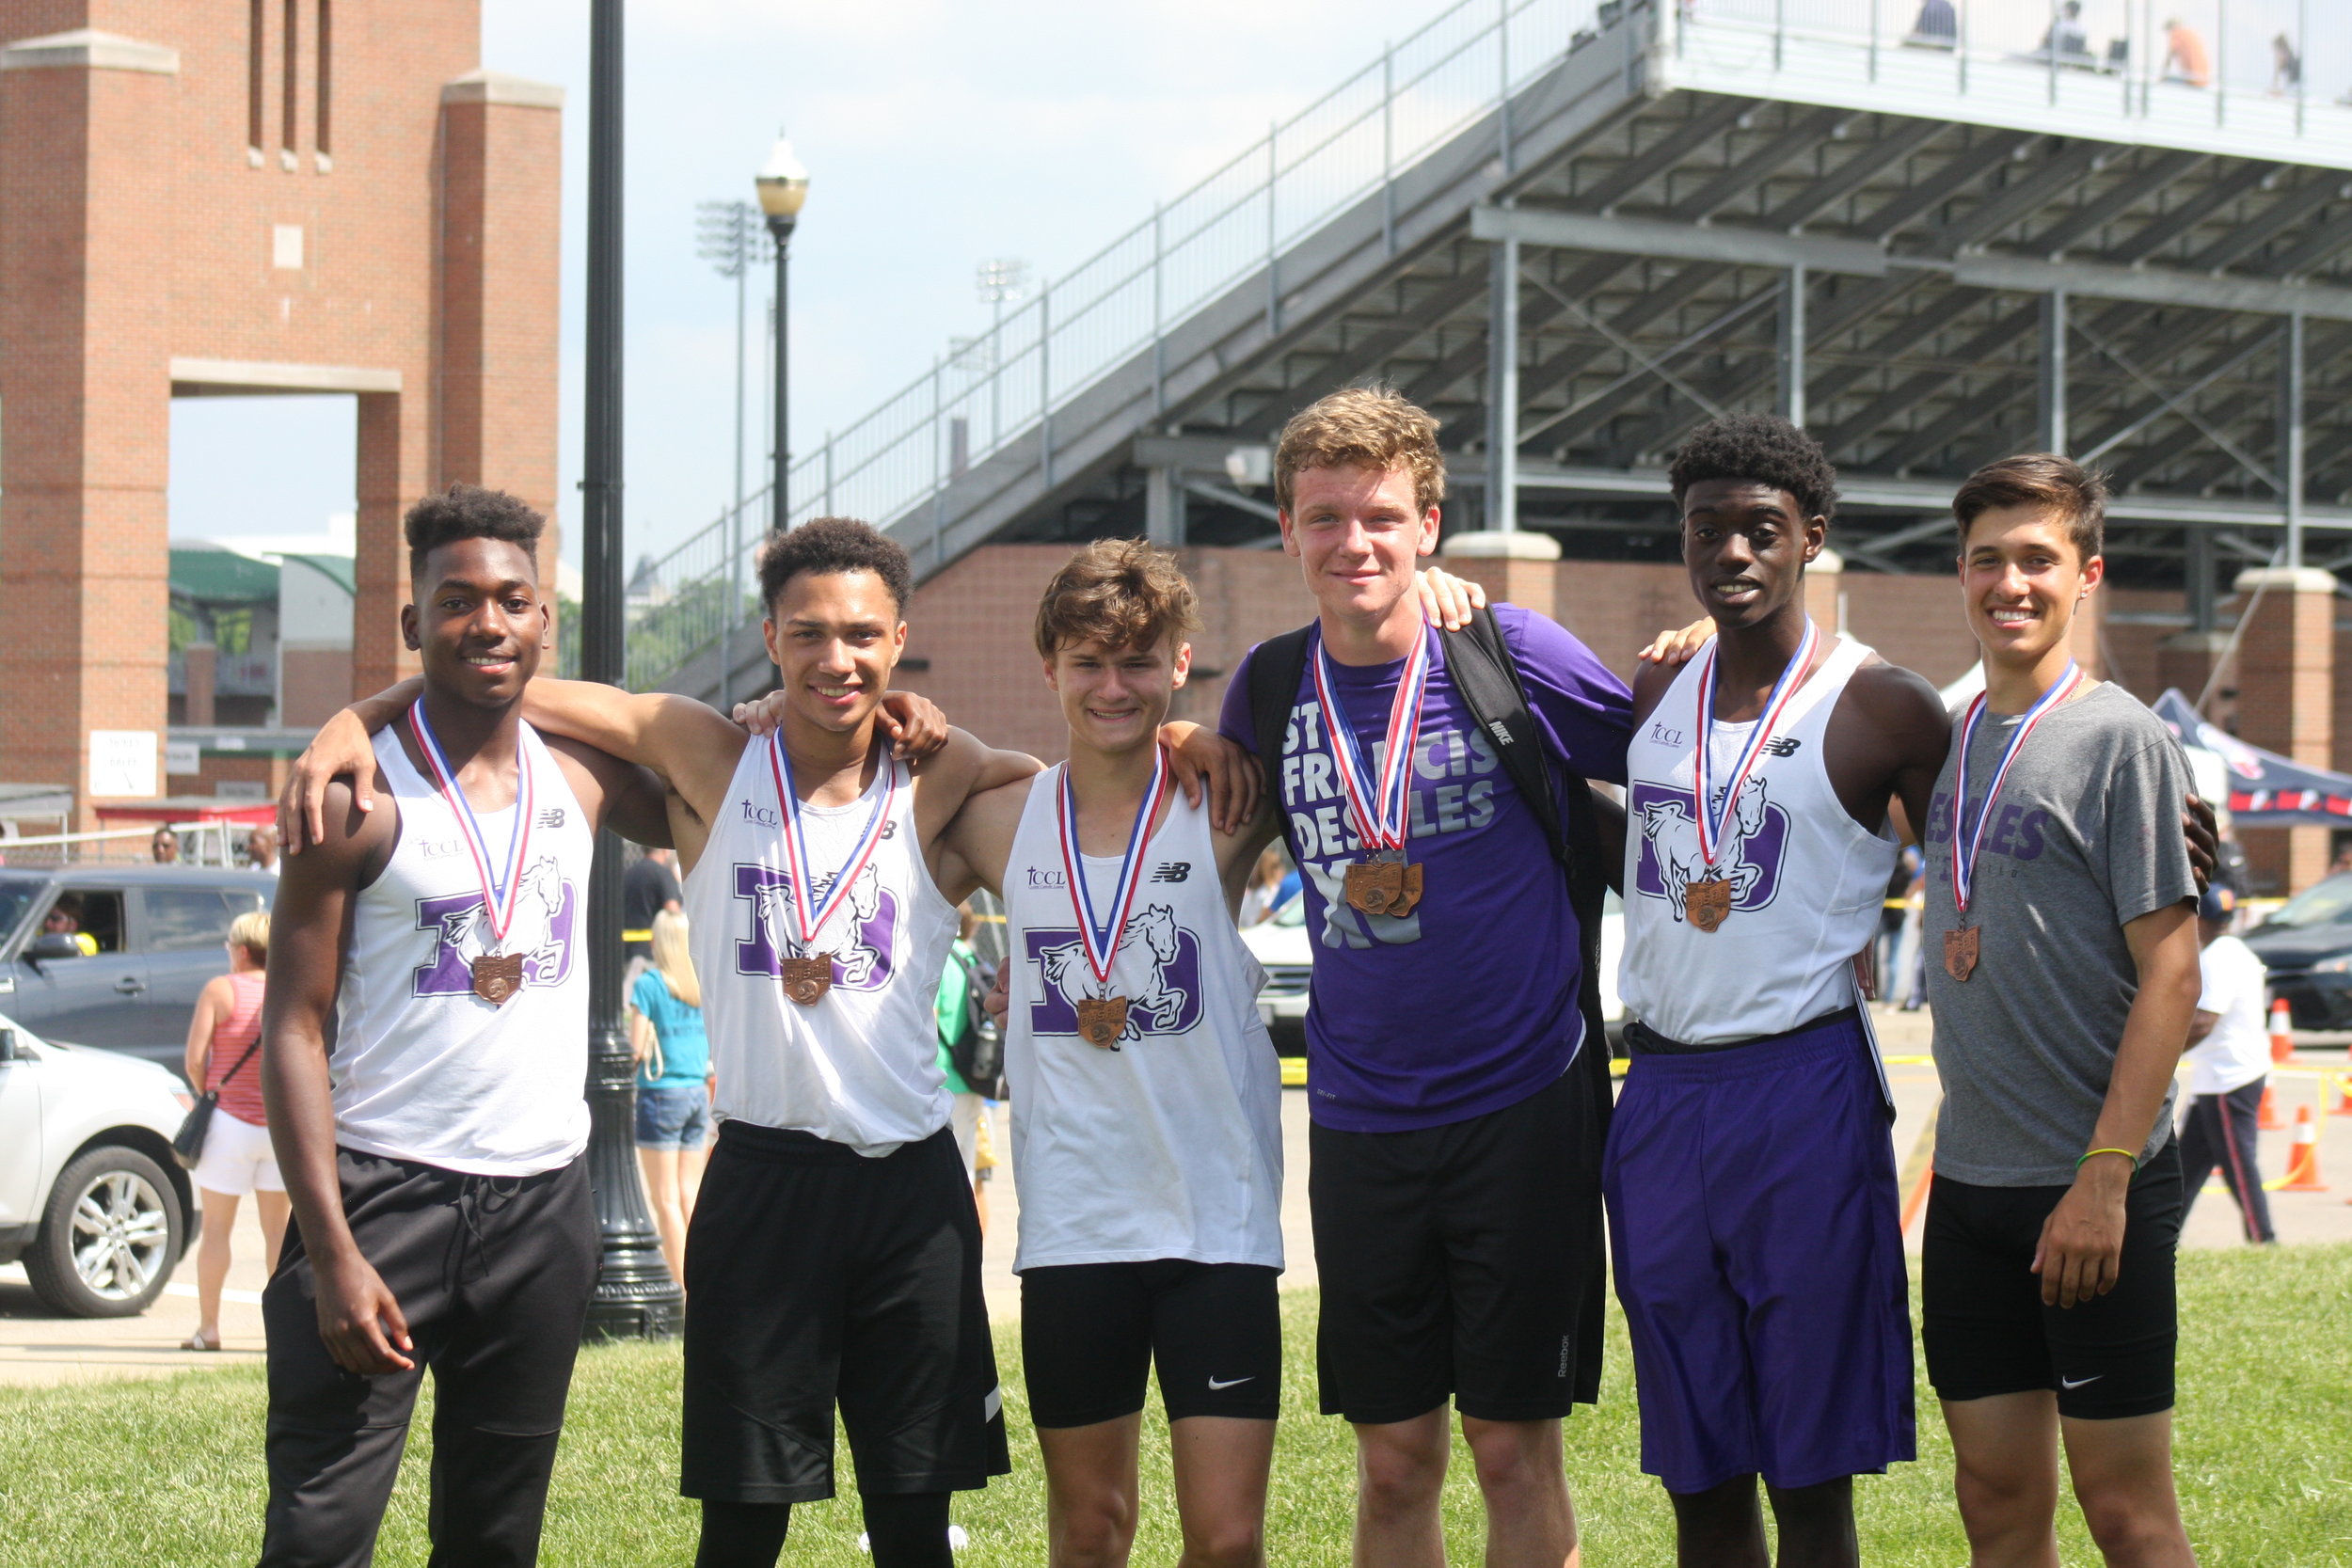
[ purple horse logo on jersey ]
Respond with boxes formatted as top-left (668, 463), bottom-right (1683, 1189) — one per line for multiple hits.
top-left (731, 863), bottom-right (898, 991)
top-left (1631, 778), bottom-right (1790, 921)
top-left (1025, 904), bottom-right (1203, 1045)
top-left (411, 856), bottom-right (579, 996)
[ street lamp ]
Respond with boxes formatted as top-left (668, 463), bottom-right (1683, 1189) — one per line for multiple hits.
top-left (580, 0), bottom-right (681, 1341)
top-left (755, 135), bottom-right (809, 532)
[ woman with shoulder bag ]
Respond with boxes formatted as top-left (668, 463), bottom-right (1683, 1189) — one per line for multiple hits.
top-left (179, 911), bottom-right (287, 1352)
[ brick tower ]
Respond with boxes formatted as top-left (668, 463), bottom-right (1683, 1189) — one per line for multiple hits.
top-left (0, 4), bottom-right (560, 824)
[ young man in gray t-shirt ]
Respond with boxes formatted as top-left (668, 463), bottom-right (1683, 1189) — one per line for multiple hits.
top-left (1919, 454), bottom-right (2202, 1568)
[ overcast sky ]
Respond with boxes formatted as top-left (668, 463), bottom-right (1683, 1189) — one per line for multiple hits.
top-left (169, 0), bottom-right (1450, 564)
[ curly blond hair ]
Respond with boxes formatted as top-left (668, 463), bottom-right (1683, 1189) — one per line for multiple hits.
top-left (1274, 386), bottom-right (1446, 516)
top-left (1033, 538), bottom-right (1201, 658)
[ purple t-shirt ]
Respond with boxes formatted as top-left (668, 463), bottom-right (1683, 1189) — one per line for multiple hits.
top-left (1218, 604), bottom-right (1633, 1132)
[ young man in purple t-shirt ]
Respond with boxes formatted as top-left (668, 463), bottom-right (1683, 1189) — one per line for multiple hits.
top-left (1216, 388), bottom-right (1633, 1568)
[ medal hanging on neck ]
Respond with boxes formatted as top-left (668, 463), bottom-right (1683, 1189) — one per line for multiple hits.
top-left (1684, 620), bottom-right (1820, 933)
top-left (409, 702), bottom-right (533, 1006)
top-left (1946, 662), bottom-right (2081, 981)
top-left (1056, 747), bottom-right (1169, 1050)
top-left (768, 732), bottom-right (896, 1006)
top-left (1313, 626), bottom-right (1432, 919)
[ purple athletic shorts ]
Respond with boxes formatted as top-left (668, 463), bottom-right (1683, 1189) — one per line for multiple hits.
top-left (1602, 1007), bottom-right (1915, 1496)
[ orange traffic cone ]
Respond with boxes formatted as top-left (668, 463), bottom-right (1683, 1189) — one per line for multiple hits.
top-left (2259, 1082), bottom-right (2284, 1131)
top-left (2268, 998), bottom-right (2295, 1063)
top-left (2333, 1073), bottom-right (2352, 1118)
top-left (2278, 1105), bottom-right (2328, 1193)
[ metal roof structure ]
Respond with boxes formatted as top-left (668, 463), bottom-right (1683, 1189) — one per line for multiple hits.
top-left (639, 0), bottom-right (2352, 699)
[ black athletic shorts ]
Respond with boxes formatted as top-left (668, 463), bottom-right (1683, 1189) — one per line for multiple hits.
top-left (680, 1120), bottom-right (1011, 1503)
top-left (1923, 1140), bottom-right (2182, 1421)
top-left (1020, 1259), bottom-right (1280, 1428)
top-left (1309, 1063), bottom-right (1606, 1425)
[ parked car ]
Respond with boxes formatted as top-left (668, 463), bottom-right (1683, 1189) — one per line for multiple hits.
top-left (0, 866), bottom-right (274, 1075)
top-left (0, 1009), bottom-right (198, 1317)
top-left (2244, 872), bottom-right (2352, 1028)
top-left (1240, 890), bottom-right (1629, 1063)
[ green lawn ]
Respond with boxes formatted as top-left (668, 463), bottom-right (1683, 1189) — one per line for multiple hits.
top-left (4, 1245), bottom-right (2347, 1565)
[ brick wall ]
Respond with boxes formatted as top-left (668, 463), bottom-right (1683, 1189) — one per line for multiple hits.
top-left (0, 3), bottom-right (557, 824)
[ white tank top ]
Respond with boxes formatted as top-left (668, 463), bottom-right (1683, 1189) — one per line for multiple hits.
top-left (1618, 634), bottom-right (1899, 1044)
top-left (332, 723), bottom-right (594, 1176)
top-left (1001, 768), bottom-right (1284, 1273)
top-left (685, 737), bottom-right (959, 1155)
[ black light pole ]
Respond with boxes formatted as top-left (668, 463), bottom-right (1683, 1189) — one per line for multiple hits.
top-left (755, 136), bottom-right (809, 532)
top-left (580, 0), bottom-right (681, 1341)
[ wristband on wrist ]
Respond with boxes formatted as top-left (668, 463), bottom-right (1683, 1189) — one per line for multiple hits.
top-left (2075, 1147), bottom-right (2138, 1173)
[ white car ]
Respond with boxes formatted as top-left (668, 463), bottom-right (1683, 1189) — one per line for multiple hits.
top-left (1241, 890), bottom-right (1629, 1065)
top-left (0, 1010), bottom-right (198, 1317)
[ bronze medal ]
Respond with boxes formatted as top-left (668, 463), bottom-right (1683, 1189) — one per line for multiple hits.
top-left (1344, 855), bottom-right (1424, 918)
top-left (1684, 879), bottom-right (1733, 933)
top-left (1075, 996), bottom-right (1130, 1050)
top-left (470, 952), bottom-right (525, 1006)
top-left (1944, 926), bottom-right (1979, 983)
top-left (778, 955), bottom-right (834, 1006)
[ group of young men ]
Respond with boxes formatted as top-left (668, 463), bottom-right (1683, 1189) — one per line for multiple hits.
top-left (257, 384), bottom-right (2212, 1568)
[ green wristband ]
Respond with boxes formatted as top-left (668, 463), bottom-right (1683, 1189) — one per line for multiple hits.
top-left (2075, 1147), bottom-right (2138, 1173)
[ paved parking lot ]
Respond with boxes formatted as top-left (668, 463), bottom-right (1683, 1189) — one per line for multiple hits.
top-left (8, 1006), bottom-right (2348, 1386)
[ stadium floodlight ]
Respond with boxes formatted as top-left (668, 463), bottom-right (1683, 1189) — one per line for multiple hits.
top-left (976, 260), bottom-right (1032, 442)
top-left (696, 199), bottom-right (759, 706)
top-left (754, 135), bottom-right (810, 537)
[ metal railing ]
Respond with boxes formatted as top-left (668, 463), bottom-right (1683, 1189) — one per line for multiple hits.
top-left (624, 0), bottom-right (1614, 690)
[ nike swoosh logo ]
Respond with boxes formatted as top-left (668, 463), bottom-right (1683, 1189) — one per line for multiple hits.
top-left (1207, 1375), bottom-right (1254, 1390)
top-left (2060, 1374), bottom-right (2102, 1389)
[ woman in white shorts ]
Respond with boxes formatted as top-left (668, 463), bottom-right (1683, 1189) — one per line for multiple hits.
top-left (181, 911), bottom-right (287, 1351)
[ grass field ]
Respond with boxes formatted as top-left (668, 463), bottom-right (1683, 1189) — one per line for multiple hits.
top-left (2, 1245), bottom-right (2346, 1565)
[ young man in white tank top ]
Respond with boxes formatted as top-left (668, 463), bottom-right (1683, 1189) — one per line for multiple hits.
top-left (258, 486), bottom-right (673, 1566)
top-left (1615, 418), bottom-right (1953, 1568)
top-left (925, 540), bottom-right (1290, 1568)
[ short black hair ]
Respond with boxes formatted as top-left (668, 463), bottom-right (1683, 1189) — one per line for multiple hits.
top-left (1667, 414), bottom-right (1839, 524)
top-left (404, 484), bottom-right (545, 580)
top-left (757, 516), bottom-right (913, 613)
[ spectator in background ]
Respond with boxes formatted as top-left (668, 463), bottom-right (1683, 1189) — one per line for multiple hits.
top-left (630, 909), bottom-right (710, 1289)
top-left (2328, 841), bottom-right (2352, 879)
top-left (1878, 844), bottom-right (1920, 999)
top-left (246, 824), bottom-right (281, 878)
top-left (623, 845), bottom-right (683, 965)
top-left (2271, 33), bottom-right (2302, 95)
top-left (936, 906), bottom-right (993, 1236)
top-left (181, 911), bottom-right (286, 1352)
top-left (151, 825), bottom-right (181, 864)
top-left (2164, 18), bottom-right (2212, 87)
top-left (2177, 886), bottom-right (2277, 1244)
top-left (1237, 842), bottom-right (1300, 927)
top-left (1909, 0), bottom-right (1957, 47)
top-left (2040, 1), bottom-right (2089, 60)
top-left (42, 898), bottom-right (97, 958)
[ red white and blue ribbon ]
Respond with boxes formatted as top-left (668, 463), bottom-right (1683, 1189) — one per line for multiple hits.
top-left (1311, 625), bottom-right (1433, 854)
top-left (767, 733), bottom-right (897, 946)
top-left (1949, 661), bottom-right (2082, 914)
top-left (1056, 747), bottom-right (1170, 989)
top-left (408, 701), bottom-right (533, 951)
top-left (1691, 619), bottom-right (1820, 869)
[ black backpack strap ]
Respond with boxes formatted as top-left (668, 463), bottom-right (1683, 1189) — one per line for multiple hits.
top-left (1438, 606), bottom-right (1623, 1088)
top-left (1245, 627), bottom-right (1314, 844)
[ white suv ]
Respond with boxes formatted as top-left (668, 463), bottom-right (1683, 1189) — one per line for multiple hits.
top-left (0, 1010), bottom-right (198, 1317)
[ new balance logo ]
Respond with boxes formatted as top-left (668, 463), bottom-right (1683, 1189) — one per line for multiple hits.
top-left (1762, 737), bottom-right (1802, 757)
top-left (536, 808), bottom-right (567, 830)
top-left (1151, 863), bottom-right (1192, 883)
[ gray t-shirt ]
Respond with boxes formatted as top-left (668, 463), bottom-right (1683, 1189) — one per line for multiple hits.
top-left (1923, 681), bottom-right (2196, 1186)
